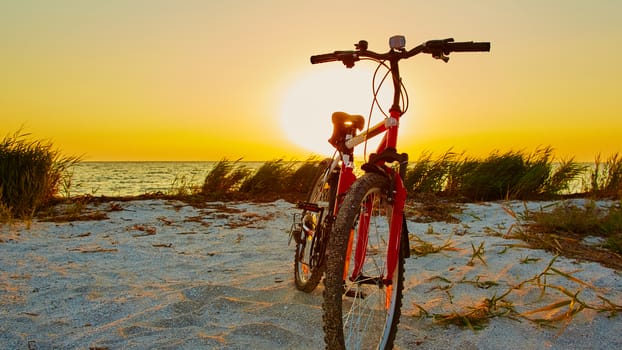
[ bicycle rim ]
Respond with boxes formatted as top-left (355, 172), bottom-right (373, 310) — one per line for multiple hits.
top-left (294, 160), bottom-right (335, 291)
top-left (323, 173), bottom-right (404, 349)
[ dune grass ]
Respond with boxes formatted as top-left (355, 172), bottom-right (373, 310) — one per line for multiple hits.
top-left (590, 153), bottom-right (622, 197)
top-left (200, 157), bottom-right (324, 202)
top-left (0, 130), bottom-right (78, 220)
top-left (406, 146), bottom-right (591, 201)
top-left (162, 148), bottom-right (601, 203)
top-left (4, 137), bottom-right (622, 229)
top-left (201, 158), bottom-right (252, 200)
top-left (404, 150), bottom-right (458, 194)
top-left (176, 146), bottom-right (609, 204)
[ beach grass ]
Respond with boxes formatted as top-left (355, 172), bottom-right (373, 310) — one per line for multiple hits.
top-left (199, 157), bottom-right (323, 202)
top-left (590, 153), bottom-right (622, 197)
top-left (172, 147), bottom-right (610, 204)
top-left (109, 148), bottom-right (595, 204)
top-left (441, 147), bottom-right (580, 200)
top-left (404, 150), bottom-right (458, 194)
top-left (403, 146), bottom-right (618, 201)
top-left (0, 130), bottom-right (78, 220)
top-left (201, 158), bottom-right (252, 200)
top-left (3, 133), bottom-right (622, 231)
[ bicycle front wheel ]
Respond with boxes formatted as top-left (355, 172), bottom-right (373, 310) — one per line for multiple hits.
top-left (323, 173), bottom-right (405, 350)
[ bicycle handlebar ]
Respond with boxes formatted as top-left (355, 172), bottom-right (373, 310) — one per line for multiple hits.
top-left (443, 41), bottom-right (491, 52)
top-left (310, 38), bottom-right (490, 66)
top-left (310, 37), bottom-right (490, 113)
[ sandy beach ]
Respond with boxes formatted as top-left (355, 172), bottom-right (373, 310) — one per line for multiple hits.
top-left (1, 198), bottom-right (621, 349)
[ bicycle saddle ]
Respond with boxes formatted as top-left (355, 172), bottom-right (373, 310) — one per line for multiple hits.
top-left (331, 112), bottom-right (365, 131)
top-left (329, 112), bottom-right (366, 151)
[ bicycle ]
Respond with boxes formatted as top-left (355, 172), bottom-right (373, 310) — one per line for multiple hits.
top-left (289, 35), bottom-right (490, 349)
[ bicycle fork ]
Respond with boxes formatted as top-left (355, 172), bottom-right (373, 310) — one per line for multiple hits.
top-left (345, 173), bottom-right (407, 288)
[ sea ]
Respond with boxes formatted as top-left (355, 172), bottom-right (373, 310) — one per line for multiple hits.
top-left (67, 161), bottom-right (264, 197)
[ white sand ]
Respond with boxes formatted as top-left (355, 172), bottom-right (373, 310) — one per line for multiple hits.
top-left (1, 199), bottom-right (620, 349)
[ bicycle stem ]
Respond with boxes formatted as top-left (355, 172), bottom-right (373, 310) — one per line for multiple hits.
top-left (389, 57), bottom-right (403, 114)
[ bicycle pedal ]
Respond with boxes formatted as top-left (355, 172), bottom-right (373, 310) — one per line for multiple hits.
top-left (297, 202), bottom-right (321, 212)
top-left (290, 229), bottom-right (303, 245)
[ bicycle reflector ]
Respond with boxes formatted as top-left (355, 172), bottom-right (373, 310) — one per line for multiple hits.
top-left (389, 35), bottom-right (406, 50)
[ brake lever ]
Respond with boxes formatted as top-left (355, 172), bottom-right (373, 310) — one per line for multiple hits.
top-left (424, 38), bottom-right (453, 62)
top-left (432, 52), bottom-right (450, 63)
top-left (339, 53), bottom-right (359, 68)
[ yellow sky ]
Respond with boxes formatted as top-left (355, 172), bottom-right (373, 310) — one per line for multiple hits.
top-left (2, 1), bottom-right (621, 161)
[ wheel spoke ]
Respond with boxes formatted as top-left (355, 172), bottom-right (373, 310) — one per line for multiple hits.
top-left (322, 173), bottom-right (404, 349)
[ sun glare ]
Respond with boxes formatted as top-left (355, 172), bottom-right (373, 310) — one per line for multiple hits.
top-left (279, 64), bottom-right (384, 156)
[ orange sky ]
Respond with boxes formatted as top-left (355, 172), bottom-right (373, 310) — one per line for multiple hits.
top-left (2, 1), bottom-right (621, 161)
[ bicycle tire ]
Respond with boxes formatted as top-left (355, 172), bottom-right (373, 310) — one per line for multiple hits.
top-left (294, 158), bottom-right (337, 292)
top-left (323, 173), bottom-right (405, 349)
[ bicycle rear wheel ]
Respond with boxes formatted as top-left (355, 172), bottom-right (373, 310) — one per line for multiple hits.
top-left (323, 173), bottom-right (405, 349)
top-left (294, 158), bottom-right (337, 292)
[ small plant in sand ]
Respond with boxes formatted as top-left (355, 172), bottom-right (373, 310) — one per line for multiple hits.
top-left (36, 195), bottom-right (110, 223)
top-left (514, 256), bottom-right (622, 326)
top-left (408, 234), bottom-right (457, 256)
top-left (520, 200), bottom-right (622, 265)
top-left (432, 289), bottom-right (516, 330)
top-left (0, 129), bottom-right (79, 220)
top-left (404, 195), bottom-right (462, 223)
top-left (170, 174), bottom-right (201, 197)
top-left (467, 241), bottom-right (487, 266)
top-left (422, 256), bottom-right (622, 331)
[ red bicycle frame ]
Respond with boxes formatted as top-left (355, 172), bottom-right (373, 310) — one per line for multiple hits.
top-left (332, 106), bottom-right (407, 286)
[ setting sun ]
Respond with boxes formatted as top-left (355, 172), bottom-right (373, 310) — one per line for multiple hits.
top-left (279, 62), bottom-right (399, 158)
top-left (2, 1), bottom-right (621, 162)
top-left (280, 65), bottom-right (371, 156)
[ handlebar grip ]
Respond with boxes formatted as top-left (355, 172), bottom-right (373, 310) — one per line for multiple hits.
top-left (445, 41), bottom-right (491, 52)
top-left (310, 53), bottom-right (338, 64)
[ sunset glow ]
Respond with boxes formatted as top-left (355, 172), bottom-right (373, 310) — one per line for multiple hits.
top-left (2, 1), bottom-right (621, 161)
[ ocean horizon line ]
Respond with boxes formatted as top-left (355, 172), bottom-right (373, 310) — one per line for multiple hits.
top-left (78, 159), bottom-right (291, 163)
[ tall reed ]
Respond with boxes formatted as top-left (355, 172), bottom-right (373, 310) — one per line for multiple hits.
top-left (200, 158), bottom-right (324, 201)
top-left (201, 158), bottom-right (251, 200)
top-left (239, 159), bottom-right (296, 196)
top-left (285, 157), bottom-right (324, 196)
top-left (590, 153), bottom-right (622, 198)
top-left (0, 130), bottom-right (78, 219)
top-left (545, 157), bottom-right (587, 195)
top-left (404, 150), bottom-right (458, 194)
top-left (405, 146), bottom-right (585, 201)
